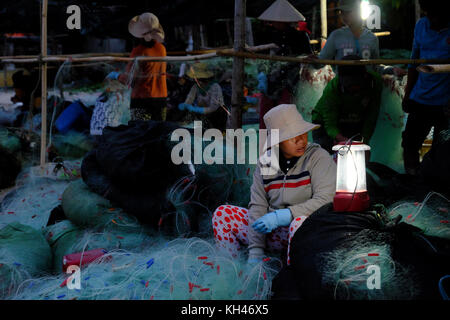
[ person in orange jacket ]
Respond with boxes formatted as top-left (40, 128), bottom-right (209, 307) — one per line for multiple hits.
top-left (107, 12), bottom-right (167, 121)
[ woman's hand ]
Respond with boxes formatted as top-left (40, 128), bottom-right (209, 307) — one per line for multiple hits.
top-left (252, 209), bottom-right (292, 234)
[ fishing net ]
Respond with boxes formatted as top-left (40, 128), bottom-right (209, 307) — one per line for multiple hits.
top-left (9, 237), bottom-right (281, 300)
top-left (0, 160), bottom-right (81, 230)
top-left (369, 76), bottom-right (407, 173)
top-left (388, 192), bottom-right (450, 240)
top-left (0, 127), bottom-right (21, 153)
top-left (320, 229), bottom-right (418, 300)
top-left (0, 53), bottom-right (421, 302)
top-left (43, 215), bottom-right (152, 273)
top-left (0, 222), bottom-right (52, 298)
top-left (49, 131), bottom-right (94, 160)
top-left (62, 179), bottom-right (129, 227)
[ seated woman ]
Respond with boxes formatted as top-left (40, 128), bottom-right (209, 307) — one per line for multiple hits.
top-left (177, 63), bottom-right (228, 132)
top-left (212, 104), bottom-right (337, 265)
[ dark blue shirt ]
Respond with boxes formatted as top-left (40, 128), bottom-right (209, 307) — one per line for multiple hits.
top-left (409, 17), bottom-right (450, 106)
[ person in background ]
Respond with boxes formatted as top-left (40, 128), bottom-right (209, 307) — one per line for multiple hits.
top-left (401, 0), bottom-right (449, 176)
top-left (107, 12), bottom-right (167, 121)
top-left (257, 0), bottom-right (313, 129)
top-left (177, 63), bottom-right (228, 132)
top-left (318, 0), bottom-right (405, 76)
top-left (211, 104), bottom-right (336, 265)
top-left (258, 0), bottom-right (312, 57)
top-left (11, 69), bottom-right (41, 127)
top-left (312, 55), bottom-right (383, 153)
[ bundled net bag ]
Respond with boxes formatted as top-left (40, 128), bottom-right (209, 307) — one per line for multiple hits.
top-left (285, 205), bottom-right (424, 300)
top-left (0, 160), bottom-right (81, 230)
top-left (0, 222), bottom-right (52, 298)
top-left (50, 131), bottom-right (94, 160)
top-left (0, 128), bottom-right (22, 154)
top-left (61, 179), bottom-right (121, 227)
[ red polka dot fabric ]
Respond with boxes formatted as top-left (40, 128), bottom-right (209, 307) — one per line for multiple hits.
top-left (212, 204), bottom-right (307, 264)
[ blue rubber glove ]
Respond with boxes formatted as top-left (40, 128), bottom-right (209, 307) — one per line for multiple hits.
top-left (106, 71), bottom-right (120, 80)
top-left (186, 104), bottom-right (205, 114)
top-left (252, 209), bottom-right (292, 234)
top-left (245, 96), bottom-right (258, 104)
top-left (178, 103), bottom-right (190, 111)
top-left (257, 72), bottom-right (268, 94)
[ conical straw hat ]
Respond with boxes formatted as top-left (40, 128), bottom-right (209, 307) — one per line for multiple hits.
top-left (128, 12), bottom-right (165, 43)
top-left (258, 0), bottom-right (306, 23)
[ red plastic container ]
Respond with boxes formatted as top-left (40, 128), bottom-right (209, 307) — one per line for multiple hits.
top-left (62, 248), bottom-right (108, 272)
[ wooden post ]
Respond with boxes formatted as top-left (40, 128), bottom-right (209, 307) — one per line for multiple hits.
top-left (40, 0), bottom-right (48, 168)
top-left (320, 0), bottom-right (327, 48)
top-left (230, 0), bottom-right (245, 129)
top-left (311, 5), bottom-right (318, 42)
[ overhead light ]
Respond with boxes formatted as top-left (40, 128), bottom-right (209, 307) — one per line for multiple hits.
top-left (361, 0), bottom-right (371, 20)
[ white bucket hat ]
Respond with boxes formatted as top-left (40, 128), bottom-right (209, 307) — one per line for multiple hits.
top-left (258, 0), bottom-right (306, 23)
top-left (128, 12), bottom-right (165, 43)
top-left (262, 104), bottom-right (320, 153)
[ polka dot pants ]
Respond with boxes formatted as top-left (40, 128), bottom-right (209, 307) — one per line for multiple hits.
top-left (212, 204), bottom-right (307, 265)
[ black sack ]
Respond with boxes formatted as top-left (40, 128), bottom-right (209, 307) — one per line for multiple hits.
top-left (95, 120), bottom-right (184, 192)
top-left (0, 146), bottom-right (21, 189)
top-left (81, 120), bottom-right (191, 228)
top-left (285, 204), bottom-right (381, 299)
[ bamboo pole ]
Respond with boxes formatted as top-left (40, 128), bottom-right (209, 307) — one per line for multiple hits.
top-left (2, 50), bottom-right (449, 67)
top-left (40, 0), bottom-right (48, 168)
top-left (417, 64), bottom-right (450, 74)
top-left (216, 50), bottom-right (450, 66)
top-left (320, 0), bottom-right (327, 48)
top-left (0, 44), bottom-right (278, 64)
top-left (309, 31), bottom-right (390, 45)
top-left (230, 0), bottom-right (246, 130)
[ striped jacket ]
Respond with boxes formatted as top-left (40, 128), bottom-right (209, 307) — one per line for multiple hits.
top-left (248, 143), bottom-right (337, 253)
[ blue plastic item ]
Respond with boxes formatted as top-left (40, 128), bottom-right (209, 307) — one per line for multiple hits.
top-left (55, 101), bottom-right (86, 134)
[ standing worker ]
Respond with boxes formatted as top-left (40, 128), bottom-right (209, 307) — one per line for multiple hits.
top-left (318, 0), bottom-right (405, 76)
top-left (257, 0), bottom-right (313, 129)
top-left (402, 0), bottom-right (449, 176)
top-left (258, 0), bottom-right (312, 57)
top-left (312, 55), bottom-right (383, 153)
top-left (107, 12), bottom-right (168, 121)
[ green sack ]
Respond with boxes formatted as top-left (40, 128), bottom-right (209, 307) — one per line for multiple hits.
top-left (0, 222), bottom-right (52, 297)
top-left (43, 220), bottom-right (83, 272)
top-left (61, 179), bottom-right (116, 227)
